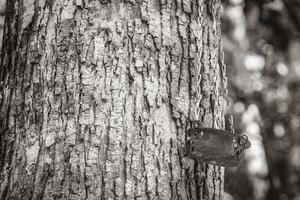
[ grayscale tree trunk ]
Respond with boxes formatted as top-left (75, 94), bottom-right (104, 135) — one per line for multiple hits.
top-left (0, 0), bottom-right (228, 199)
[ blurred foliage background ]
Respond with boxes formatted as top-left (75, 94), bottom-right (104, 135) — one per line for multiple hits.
top-left (222, 0), bottom-right (300, 200)
top-left (0, 0), bottom-right (300, 199)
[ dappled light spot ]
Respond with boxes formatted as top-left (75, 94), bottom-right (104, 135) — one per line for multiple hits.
top-left (273, 123), bottom-right (285, 138)
top-left (244, 53), bottom-right (265, 71)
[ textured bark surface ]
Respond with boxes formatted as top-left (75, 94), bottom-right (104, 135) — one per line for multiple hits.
top-left (0, 0), bottom-right (227, 199)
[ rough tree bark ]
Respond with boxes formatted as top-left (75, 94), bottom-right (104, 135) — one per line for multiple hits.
top-left (0, 0), bottom-right (228, 199)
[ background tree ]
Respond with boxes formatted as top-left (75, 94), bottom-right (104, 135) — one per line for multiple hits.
top-left (0, 0), bottom-right (228, 199)
top-left (0, 0), bottom-right (5, 47)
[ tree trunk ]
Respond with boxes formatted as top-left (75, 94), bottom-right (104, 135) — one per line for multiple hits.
top-left (0, 0), bottom-right (227, 199)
